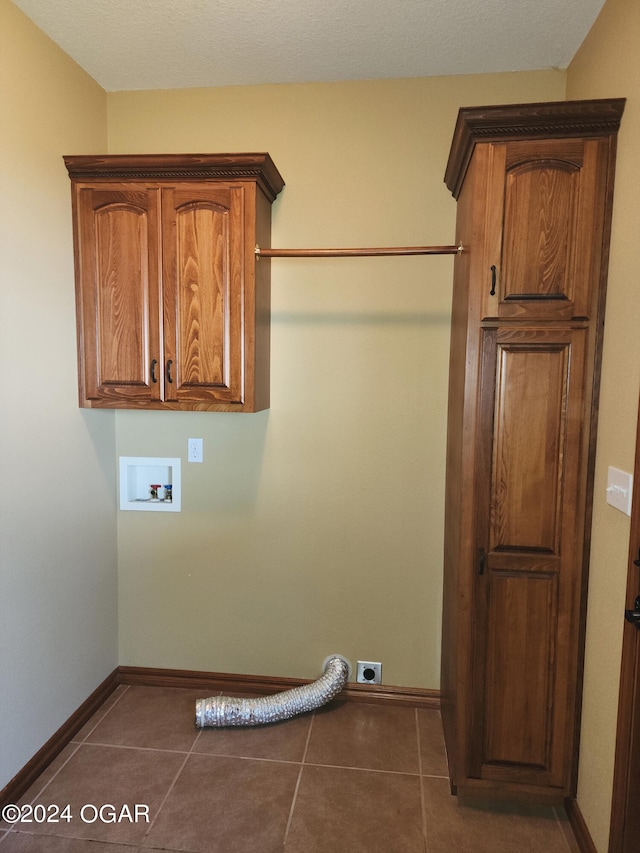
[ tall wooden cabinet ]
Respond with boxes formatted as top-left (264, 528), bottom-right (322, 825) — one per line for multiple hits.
top-left (64, 154), bottom-right (284, 411)
top-left (441, 99), bottom-right (625, 801)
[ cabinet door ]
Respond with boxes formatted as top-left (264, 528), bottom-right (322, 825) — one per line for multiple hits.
top-left (75, 186), bottom-right (162, 405)
top-left (162, 185), bottom-right (245, 406)
top-left (483, 137), bottom-right (610, 321)
top-left (470, 325), bottom-right (588, 788)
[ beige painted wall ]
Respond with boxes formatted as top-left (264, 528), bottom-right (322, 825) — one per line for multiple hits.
top-left (0, 0), bottom-right (117, 788)
top-left (108, 70), bottom-right (565, 687)
top-left (566, 0), bottom-right (640, 848)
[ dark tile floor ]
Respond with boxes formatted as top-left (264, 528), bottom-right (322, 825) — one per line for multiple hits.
top-left (0, 685), bottom-right (580, 852)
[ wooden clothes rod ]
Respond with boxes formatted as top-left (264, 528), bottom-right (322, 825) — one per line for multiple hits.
top-left (255, 243), bottom-right (463, 258)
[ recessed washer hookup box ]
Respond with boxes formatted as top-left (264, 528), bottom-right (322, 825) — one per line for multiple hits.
top-left (119, 456), bottom-right (181, 512)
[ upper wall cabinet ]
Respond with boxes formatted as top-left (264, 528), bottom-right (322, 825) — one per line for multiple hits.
top-left (444, 103), bottom-right (622, 323)
top-left (64, 154), bottom-right (285, 411)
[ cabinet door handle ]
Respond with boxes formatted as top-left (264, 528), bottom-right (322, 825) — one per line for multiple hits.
top-left (625, 595), bottom-right (640, 629)
top-left (166, 359), bottom-right (174, 384)
top-left (150, 359), bottom-right (158, 384)
top-left (490, 265), bottom-right (497, 296)
top-left (478, 547), bottom-right (485, 575)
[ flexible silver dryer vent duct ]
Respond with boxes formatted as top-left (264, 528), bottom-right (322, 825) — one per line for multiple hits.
top-left (195, 655), bottom-right (351, 728)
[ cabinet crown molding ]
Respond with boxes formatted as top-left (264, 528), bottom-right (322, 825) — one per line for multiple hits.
top-left (444, 98), bottom-right (625, 199)
top-left (63, 152), bottom-right (285, 203)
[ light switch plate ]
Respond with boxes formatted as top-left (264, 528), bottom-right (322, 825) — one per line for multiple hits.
top-left (606, 466), bottom-right (633, 515)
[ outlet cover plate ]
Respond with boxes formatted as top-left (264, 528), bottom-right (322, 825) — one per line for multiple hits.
top-left (356, 661), bottom-right (382, 685)
top-left (188, 437), bottom-right (203, 463)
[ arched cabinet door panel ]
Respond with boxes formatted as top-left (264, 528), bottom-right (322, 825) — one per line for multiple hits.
top-left (76, 186), bottom-right (162, 405)
top-left (476, 136), bottom-right (612, 322)
top-left (162, 186), bottom-right (244, 406)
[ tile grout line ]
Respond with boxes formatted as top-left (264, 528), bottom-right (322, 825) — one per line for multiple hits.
top-left (301, 760), bottom-right (420, 777)
top-left (142, 709), bottom-right (206, 842)
top-left (70, 741), bottom-right (193, 755)
top-left (10, 742), bottom-right (83, 809)
top-left (141, 752), bottom-right (191, 843)
top-left (415, 708), bottom-right (430, 853)
top-left (282, 711), bottom-right (315, 848)
top-left (72, 685), bottom-right (131, 746)
top-left (0, 686), bottom-right (134, 839)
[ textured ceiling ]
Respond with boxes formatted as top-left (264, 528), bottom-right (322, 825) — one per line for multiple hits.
top-left (12, 0), bottom-right (606, 92)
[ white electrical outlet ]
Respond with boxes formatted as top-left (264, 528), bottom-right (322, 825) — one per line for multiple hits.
top-left (188, 438), bottom-right (203, 463)
top-left (356, 661), bottom-right (382, 685)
